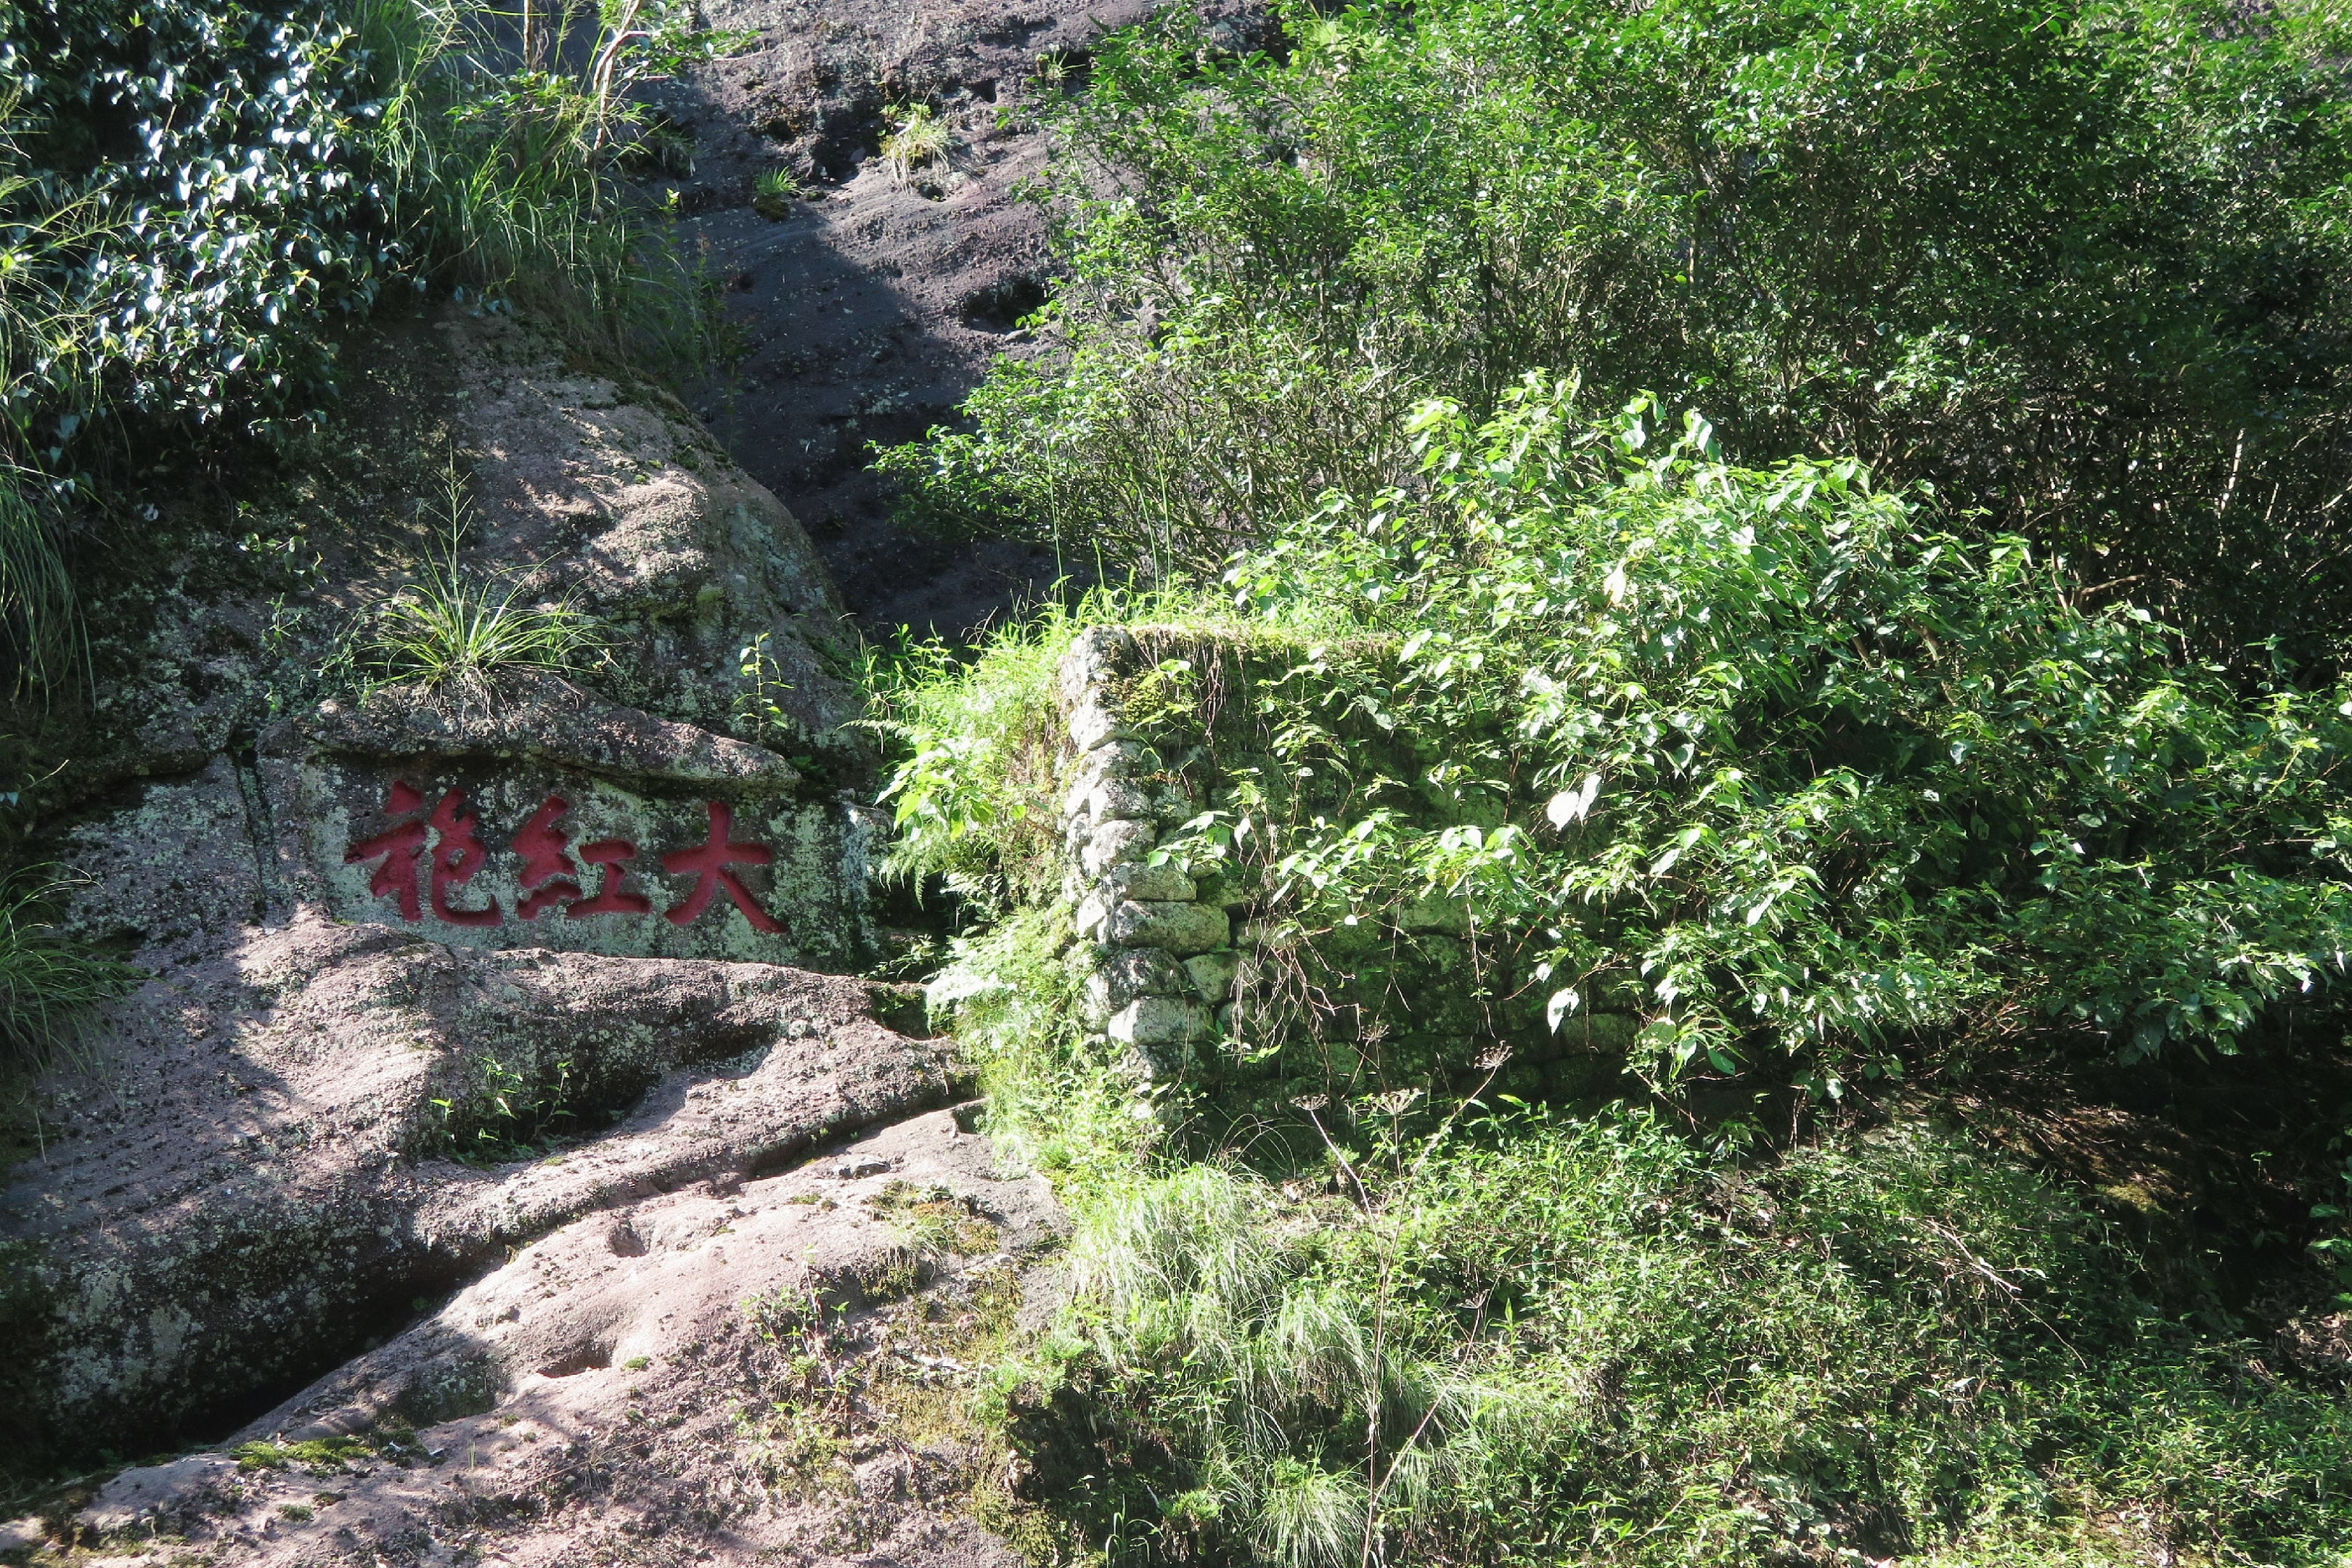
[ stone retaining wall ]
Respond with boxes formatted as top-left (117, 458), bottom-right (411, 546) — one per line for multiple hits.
top-left (1051, 625), bottom-right (1637, 1111)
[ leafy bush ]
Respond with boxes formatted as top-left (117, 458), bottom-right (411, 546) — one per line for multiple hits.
top-left (1, 0), bottom-right (390, 440)
top-left (1010, 1113), bottom-right (2352, 1566)
top-left (1223, 382), bottom-right (2352, 1083)
top-left (893, 0), bottom-right (2352, 658)
top-left (886, 385), bottom-right (2352, 1087)
top-left (925, 905), bottom-right (1157, 1191)
top-left (0, 0), bottom-right (738, 692)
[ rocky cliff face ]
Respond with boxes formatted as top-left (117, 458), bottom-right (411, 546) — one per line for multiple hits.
top-left (0, 303), bottom-right (1062, 1567)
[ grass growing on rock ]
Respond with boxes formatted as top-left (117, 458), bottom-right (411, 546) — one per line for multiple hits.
top-left (358, 461), bottom-right (604, 695)
top-left (0, 873), bottom-right (138, 1069)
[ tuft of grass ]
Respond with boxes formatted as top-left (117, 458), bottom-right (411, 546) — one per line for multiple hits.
top-left (1006, 1113), bottom-right (2352, 1567)
top-left (864, 581), bottom-right (1260, 912)
top-left (868, 1179), bottom-right (999, 1257)
top-left (0, 873), bottom-right (138, 1069)
top-left (0, 94), bottom-right (110, 698)
top-left (360, 461), bottom-right (601, 694)
top-left (0, 467), bottom-right (76, 699)
top-left (879, 104), bottom-right (952, 187)
top-left (751, 166), bottom-right (807, 219)
top-left (353, 0), bottom-right (742, 372)
top-left (232, 1436), bottom-right (373, 1474)
top-left (366, 554), bottom-right (595, 693)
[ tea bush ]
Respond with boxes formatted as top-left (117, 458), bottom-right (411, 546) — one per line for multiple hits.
top-left (905, 384), bottom-right (2352, 1088)
top-left (889, 0), bottom-right (2352, 661)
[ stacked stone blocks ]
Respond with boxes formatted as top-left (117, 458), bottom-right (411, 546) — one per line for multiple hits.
top-left (1053, 624), bottom-right (1639, 1105)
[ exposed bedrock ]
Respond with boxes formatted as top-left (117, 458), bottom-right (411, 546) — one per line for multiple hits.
top-left (0, 915), bottom-right (958, 1471)
top-left (1, 306), bottom-right (968, 1477)
top-left (62, 1111), bottom-right (1059, 1568)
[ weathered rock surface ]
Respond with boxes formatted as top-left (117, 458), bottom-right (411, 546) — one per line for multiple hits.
top-left (44, 1111), bottom-right (1054, 1568)
top-left (260, 674), bottom-right (875, 966)
top-left (57, 306), bottom-right (867, 817)
top-left (0, 290), bottom-right (1090, 1567)
top-left (651, 0), bottom-right (1280, 635)
top-left (0, 915), bottom-right (960, 1471)
top-left (438, 314), bottom-right (867, 755)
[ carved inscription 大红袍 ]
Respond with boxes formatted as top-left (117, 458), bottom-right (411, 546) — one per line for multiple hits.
top-left (343, 783), bottom-right (785, 932)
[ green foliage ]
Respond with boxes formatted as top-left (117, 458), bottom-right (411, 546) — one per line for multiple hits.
top-left (868, 1178), bottom-right (998, 1256)
top-left (0, 461), bottom-right (75, 694)
top-left (867, 600), bottom-right (1087, 911)
top-left (1013, 1112), bottom-right (2352, 1566)
top-left (894, 0), bottom-right (2352, 656)
top-left (880, 104), bottom-right (952, 187)
top-left (868, 584), bottom-right (1309, 912)
top-left (361, 0), bottom-right (745, 366)
top-left (426, 1052), bottom-right (589, 1160)
top-left (0, 871), bottom-right (137, 1067)
top-left (1215, 383), bottom-right (2352, 1084)
top-left (886, 386), bottom-right (2352, 1085)
top-left (752, 166), bottom-right (806, 219)
top-left (231, 1435), bottom-right (376, 1472)
top-left (732, 630), bottom-right (802, 751)
top-left (0, 0), bottom-right (740, 693)
top-left (362, 555), bottom-right (597, 691)
top-left (358, 461), bottom-right (601, 692)
top-left (925, 905), bottom-right (1156, 1191)
top-left (1, 0), bottom-right (390, 441)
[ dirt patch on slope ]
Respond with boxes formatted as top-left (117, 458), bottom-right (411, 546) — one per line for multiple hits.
top-left (645, 0), bottom-right (1273, 637)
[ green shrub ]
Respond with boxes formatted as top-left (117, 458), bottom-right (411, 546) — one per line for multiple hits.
top-left (1010, 1114), bottom-right (2352, 1565)
top-left (893, 0), bottom-right (2352, 658)
top-left (924, 905), bottom-right (1151, 1190)
top-left (1261, 382), bottom-right (2352, 1083)
top-left (0, 0), bottom-right (740, 693)
top-left (887, 385), bottom-right (2352, 1087)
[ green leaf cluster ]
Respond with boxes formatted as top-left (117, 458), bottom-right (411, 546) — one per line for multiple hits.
top-left (0, 0), bottom-right (738, 690)
top-left (895, 0), bottom-right (2352, 657)
top-left (1211, 380), bottom-right (2352, 1083)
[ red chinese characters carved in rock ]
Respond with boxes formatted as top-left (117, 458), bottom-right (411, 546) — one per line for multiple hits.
top-left (512, 793), bottom-right (652, 920)
top-left (343, 782), bottom-right (500, 926)
top-left (661, 801), bottom-right (784, 934)
top-left (343, 783), bottom-right (781, 932)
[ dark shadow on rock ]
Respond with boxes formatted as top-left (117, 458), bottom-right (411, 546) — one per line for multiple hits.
top-left (649, 0), bottom-right (1223, 639)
